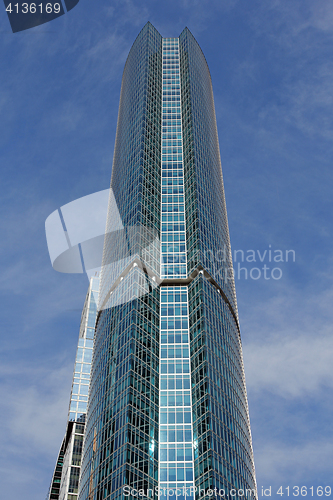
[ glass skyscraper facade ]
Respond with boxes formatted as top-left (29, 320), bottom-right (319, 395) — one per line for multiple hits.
top-left (49, 21), bottom-right (257, 500)
top-left (47, 276), bottom-right (99, 500)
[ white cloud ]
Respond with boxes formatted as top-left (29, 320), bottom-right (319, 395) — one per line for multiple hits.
top-left (0, 360), bottom-right (72, 454)
top-left (306, 0), bottom-right (333, 32)
top-left (240, 278), bottom-right (333, 485)
top-left (255, 439), bottom-right (333, 485)
top-left (223, 1), bottom-right (333, 144)
top-left (0, 359), bottom-right (74, 499)
top-left (244, 334), bottom-right (333, 397)
top-left (239, 266), bottom-right (333, 397)
top-left (283, 63), bottom-right (333, 140)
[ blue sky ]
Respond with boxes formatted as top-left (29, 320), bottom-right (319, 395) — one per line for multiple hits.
top-left (0, 0), bottom-right (332, 498)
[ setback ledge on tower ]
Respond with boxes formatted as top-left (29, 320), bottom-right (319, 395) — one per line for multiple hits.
top-left (160, 266), bottom-right (240, 336)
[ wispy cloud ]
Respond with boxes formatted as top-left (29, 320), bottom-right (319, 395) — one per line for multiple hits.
top-left (239, 270), bottom-right (333, 486)
top-left (214, 0), bottom-right (333, 150)
top-left (255, 439), bottom-right (333, 485)
top-left (0, 358), bottom-right (74, 497)
top-left (0, 361), bottom-right (72, 452)
top-left (244, 334), bottom-right (333, 397)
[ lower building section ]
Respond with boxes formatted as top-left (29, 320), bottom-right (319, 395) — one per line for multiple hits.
top-left (48, 277), bottom-right (257, 500)
top-left (47, 277), bottom-right (99, 500)
top-left (189, 275), bottom-right (257, 498)
top-left (78, 270), bottom-right (160, 500)
top-left (77, 274), bottom-right (256, 500)
top-left (59, 418), bottom-right (86, 500)
top-left (159, 286), bottom-right (195, 499)
top-left (47, 439), bottom-right (65, 500)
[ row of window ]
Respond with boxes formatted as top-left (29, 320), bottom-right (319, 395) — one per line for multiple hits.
top-left (160, 467), bottom-right (193, 482)
top-left (161, 243), bottom-right (186, 253)
top-left (160, 392), bottom-right (191, 407)
top-left (160, 409), bottom-right (191, 424)
top-left (161, 346), bottom-right (189, 358)
top-left (161, 303), bottom-right (188, 314)
top-left (160, 360), bottom-right (190, 374)
top-left (160, 425), bottom-right (192, 443)
top-left (160, 330), bottom-right (188, 344)
top-left (160, 375), bottom-right (190, 389)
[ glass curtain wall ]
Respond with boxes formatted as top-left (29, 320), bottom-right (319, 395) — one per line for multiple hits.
top-left (158, 38), bottom-right (195, 500)
top-left (179, 28), bottom-right (257, 498)
top-left (47, 276), bottom-right (99, 500)
top-left (78, 23), bottom-right (162, 500)
top-left (77, 22), bottom-right (257, 500)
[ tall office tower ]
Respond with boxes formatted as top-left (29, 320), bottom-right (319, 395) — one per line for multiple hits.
top-left (78, 23), bottom-right (257, 500)
top-left (47, 276), bottom-right (99, 500)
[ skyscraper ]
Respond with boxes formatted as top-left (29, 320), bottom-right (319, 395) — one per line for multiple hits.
top-left (51, 22), bottom-right (257, 500)
top-left (47, 276), bottom-right (99, 500)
